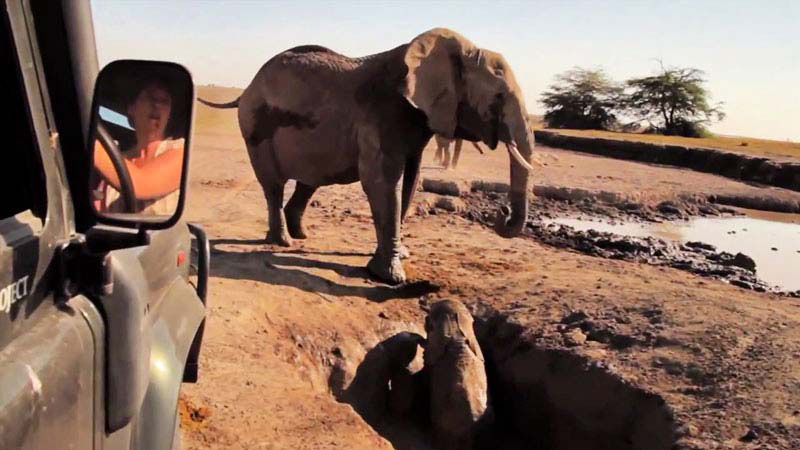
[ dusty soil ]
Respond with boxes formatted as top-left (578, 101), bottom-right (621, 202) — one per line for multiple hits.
top-left (178, 95), bottom-right (800, 449)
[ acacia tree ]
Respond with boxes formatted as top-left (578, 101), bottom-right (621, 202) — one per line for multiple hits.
top-left (625, 64), bottom-right (725, 137)
top-left (540, 68), bottom-right (623, 130)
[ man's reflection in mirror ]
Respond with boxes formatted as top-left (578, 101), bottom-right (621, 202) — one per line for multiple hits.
top-left (92, 75), bottom-right (185, 214)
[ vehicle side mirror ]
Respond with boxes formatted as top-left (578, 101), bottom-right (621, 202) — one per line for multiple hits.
top-left (87, 60), bottom-right (194, 229)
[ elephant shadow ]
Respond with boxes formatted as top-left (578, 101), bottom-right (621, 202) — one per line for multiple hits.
top-left (331, 332), bottom-right (435, 450)
top-left (208, 239), bottom-right (439, 303)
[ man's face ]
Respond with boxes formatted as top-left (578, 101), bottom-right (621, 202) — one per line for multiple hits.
top-left (128, 83), bottom-right (172, 140)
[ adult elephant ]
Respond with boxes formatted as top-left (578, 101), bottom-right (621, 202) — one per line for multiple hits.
top-left (199, 28), bottom-right (535, 284)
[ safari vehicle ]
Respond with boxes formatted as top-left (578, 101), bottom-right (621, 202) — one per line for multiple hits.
top-left (0, 1), bottom-right (208, 449)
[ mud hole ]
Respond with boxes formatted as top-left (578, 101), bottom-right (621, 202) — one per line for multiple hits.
top-left (328, 310), bottom-right (680, 450)
top-left (475, 312), bottom-right (680, 450)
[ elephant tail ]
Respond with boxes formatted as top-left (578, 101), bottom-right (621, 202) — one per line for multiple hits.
top-left (197, 97), bottom-right (240, 109)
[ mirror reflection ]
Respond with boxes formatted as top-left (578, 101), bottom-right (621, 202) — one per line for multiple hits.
top-left (90, 63), bottom-right (191, 219)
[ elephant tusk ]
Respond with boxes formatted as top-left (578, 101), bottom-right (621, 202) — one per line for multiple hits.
top-left (507, 142), bottom-right (534, 172)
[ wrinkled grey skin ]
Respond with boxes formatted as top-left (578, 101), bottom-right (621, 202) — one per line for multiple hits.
top-left (199, 28), bottom-right (534, 284)
top-left (424, 300), bottom-right (492, 450)
top-left (433, 135), bottom-right (484, 169)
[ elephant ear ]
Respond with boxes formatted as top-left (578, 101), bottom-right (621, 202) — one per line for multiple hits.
top-left (402, 28), bottom-right (477, 137)
top-left (456, 312), bottom-right (484, 362)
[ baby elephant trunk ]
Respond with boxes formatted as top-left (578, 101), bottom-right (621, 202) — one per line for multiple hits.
top-left (424, 300), bottom-right (493, 449)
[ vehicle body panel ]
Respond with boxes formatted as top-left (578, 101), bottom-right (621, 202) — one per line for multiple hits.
top-left (0, 295), bottom-right (99, 450)
top-left (1, 1), bottom-right (208, 449)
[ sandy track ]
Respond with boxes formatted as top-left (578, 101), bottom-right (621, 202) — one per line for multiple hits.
top-left (178, 125), bottom-right (800, 449)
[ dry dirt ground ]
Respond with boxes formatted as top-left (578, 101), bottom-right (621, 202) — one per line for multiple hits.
top-left (545, 129), bottom-right (800, 161)
top-left (178, 92), bottom-right (800, 449)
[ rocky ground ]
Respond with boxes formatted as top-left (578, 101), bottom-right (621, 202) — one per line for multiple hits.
top-left (178, 97), bottom-right (800, 450)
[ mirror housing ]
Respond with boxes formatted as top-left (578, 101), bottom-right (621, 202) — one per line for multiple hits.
top-left (87, 60), bottom-right (194, 230)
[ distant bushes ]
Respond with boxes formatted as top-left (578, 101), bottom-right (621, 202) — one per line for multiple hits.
top-left (641, 119), bottom-right (713, 139)
top-left (540, 64), bottom-right (725, 138)
top-left (540, 68), bottom-right (623, 131)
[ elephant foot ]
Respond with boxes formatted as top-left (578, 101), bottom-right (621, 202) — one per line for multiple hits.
top-left (398, 244), bottom-right (410, 260)
top-left (286, 217), bottom-right (308, 239)
top-left (367, 254), bottom-right (406, 285)
top-left (265, 229), bottom-right (293, 247)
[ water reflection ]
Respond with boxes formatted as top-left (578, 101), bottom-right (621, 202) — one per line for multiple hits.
top-left (545, 214), bottom-right (800, 291)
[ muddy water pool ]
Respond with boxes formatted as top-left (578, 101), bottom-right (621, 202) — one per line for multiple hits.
top-left (545, 210), bottom-right (800, 291)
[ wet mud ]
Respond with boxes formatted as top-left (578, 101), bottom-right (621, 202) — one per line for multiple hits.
top-left (459, 191), bottom-right (799, 297)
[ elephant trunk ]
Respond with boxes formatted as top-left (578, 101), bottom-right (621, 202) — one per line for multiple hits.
top-left (494, 112), bottom-right (533, 238)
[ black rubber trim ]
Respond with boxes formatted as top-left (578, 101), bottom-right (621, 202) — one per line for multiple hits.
top-left (187, 223), bottom-right (208, 303)
top-left (183, 222), bottom-right (209, 383)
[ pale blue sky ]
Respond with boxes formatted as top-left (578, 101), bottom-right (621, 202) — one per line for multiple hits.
top-left (92, 0), bottom-right (798, 141)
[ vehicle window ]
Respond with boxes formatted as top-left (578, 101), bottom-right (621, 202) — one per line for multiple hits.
top-left (0, 13), bottom-right (48, 224)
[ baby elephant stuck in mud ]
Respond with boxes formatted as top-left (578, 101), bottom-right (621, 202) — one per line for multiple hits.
top-left (424, 300), bottom-right (493, 450)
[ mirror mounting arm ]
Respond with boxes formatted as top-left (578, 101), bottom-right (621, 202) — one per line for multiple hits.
top-left (85, 227), bottom-right (150, 253)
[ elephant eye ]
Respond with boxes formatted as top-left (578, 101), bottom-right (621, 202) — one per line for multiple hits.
top-left (492, 62), bottom-right (505, 77)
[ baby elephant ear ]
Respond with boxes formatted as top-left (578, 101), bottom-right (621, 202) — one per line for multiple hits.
top-left (402, 28), bottom-right (476, 138)
top-left (457, 312), bottom-right (485, 362)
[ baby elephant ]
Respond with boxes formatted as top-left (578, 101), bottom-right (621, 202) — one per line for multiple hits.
top-left (424, 300), bottom-right (492, 450)
top-left (433, 135), bottom-right (484, 169)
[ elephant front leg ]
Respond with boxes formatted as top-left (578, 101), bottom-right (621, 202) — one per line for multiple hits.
top-left (398, 152), bottom-right (423, 260)
top-left (401, 152), bottom-right (423, 223)
top-left (362, 175), bottom-right (406, 285)
top-left (285, 181), bottom-right (318, 239)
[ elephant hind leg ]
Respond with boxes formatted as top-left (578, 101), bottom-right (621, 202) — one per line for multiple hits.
top-left (246, 138), bottom-right (292, 246)
top-left (261, 182), bottom-right (293, 246)
top-left (285, 181), bottom-right (318, 239)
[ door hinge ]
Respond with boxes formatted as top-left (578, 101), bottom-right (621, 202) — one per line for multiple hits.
top-left (55, 234), bottom-right (113, 301)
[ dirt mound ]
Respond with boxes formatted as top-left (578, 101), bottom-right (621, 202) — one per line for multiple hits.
top-left (535, 130), bottom-right (800, 194)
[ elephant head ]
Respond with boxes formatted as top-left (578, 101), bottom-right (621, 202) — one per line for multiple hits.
top-left (403, 28), bottom-right (534, 238)
top-left (424, 299), bottom-right (484, 367)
